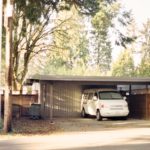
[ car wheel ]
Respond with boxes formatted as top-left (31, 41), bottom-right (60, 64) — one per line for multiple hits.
top-left (96, 110), bottom-right (102, 121)
top-left (81, 108), bottom-right (87, 118)
top-left (121, 117), bottom-right (128, 120)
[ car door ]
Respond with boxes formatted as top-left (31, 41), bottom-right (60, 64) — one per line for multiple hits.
top-left (92, 92), bottom-right (98, 115)
top-left (81, 93), bottom-right (89, 113)
top-left (87, 93), bottom-right (95, 115)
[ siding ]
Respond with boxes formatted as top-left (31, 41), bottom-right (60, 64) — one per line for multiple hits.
top-left (40, 82), bottom-right (82, 118)
top-left (40, 83), bottom-right (52, 119)
top-left (53, 82), bottom-right (81, 117)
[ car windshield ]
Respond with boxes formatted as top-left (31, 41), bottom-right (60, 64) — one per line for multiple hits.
top-left (99, 91), bottom-right (122, 100)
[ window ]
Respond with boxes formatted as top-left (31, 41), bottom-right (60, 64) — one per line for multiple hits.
top-left (99, 91), bottom-right (122, 100)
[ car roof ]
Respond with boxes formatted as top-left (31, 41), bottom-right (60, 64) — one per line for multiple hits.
top-left (83, 88), bottom-right (117, 93)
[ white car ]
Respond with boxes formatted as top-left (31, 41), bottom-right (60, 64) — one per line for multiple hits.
top-left (81, 89), bottom-right (129, 121)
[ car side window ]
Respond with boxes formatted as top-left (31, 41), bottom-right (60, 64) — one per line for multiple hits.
top-left (88, 93), bottom-right (93, 100)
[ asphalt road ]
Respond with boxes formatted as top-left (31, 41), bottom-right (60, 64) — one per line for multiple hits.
top-left (0, 119), bottom-right (150, 150)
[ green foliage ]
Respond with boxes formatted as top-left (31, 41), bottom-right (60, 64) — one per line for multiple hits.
top-left (11, 0), bottom-right (108, 90)
top-left (137, 59), bottom-right (150, 76)
top-left (140, 20), bottom-right (150, 60)
top-left (77, 0), bottom-right (99, 15)
top-left (136, 19), bottom-right (150, 77)
top-left (111, 50), bottom-right (135, 77)
top-left (91, 0), bottom-right (119, 73)
top-left (41, 8), bottom-right (90, 75)
top-left (2, 0), bottom-right (136, 90)
top-left (14, 0), bottom-right (100, 24)
top-left (26, 0), bottom-right (133, 77)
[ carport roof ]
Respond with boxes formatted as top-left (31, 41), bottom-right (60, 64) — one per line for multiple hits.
top-left (26, 75), bottom-right (150, 85)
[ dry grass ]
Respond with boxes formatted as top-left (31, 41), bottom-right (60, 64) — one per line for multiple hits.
top-left (0, 117), bottom-right (60, 136)
top-left (12, 117), bottom-right (59, 135)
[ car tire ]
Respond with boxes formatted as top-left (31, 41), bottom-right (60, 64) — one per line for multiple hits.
top-left (96, 110), bottom-right (102, 121)
top-left (121, 117), bottom-right (128, 120)
top-left (81, 108), bottom-right (87, 118)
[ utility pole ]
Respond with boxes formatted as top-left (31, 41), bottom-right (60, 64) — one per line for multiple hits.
top-left (0, 0), bottom-right (3, 127)
top-left (3, 0), bottom-right (14, 132)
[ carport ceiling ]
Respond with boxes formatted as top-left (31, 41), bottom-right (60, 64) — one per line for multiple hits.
top-left (27, 75), bottom-right (150, 85)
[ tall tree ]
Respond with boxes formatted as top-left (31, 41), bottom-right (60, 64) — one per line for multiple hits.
top-left (137, 20), bottom-right (150, 76)
top-left (111, 49), bottom-right (135, 76)
top-left (39, 6), bottom-right (89, 75)
top-left (91, 0), bottom-right (133, 74)
top-left (11, 0), bottom-right (102, 90)
top-left (12, 3), bottom-right (57, 90)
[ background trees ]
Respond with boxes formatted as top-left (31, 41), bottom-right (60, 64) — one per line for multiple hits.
top-left (2, 0), bottom-right (150, 133)
top-left (8, 0), bottom-right (99, 90)
top-left (1, 0), bottom-right (149, 90)
top-left (111, 49), bottom-right (135, 76)
top-left (111, 18), bottom-right (150, 77)
top-left (137, 20), bottom-right (150, 76)
top-left (91, 0), bottom-right (119, 74)
top-left (27, 0), bottom-right (133, 77)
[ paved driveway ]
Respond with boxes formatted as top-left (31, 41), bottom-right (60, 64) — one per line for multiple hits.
top-left (0, 118), bottom-right (150, 150)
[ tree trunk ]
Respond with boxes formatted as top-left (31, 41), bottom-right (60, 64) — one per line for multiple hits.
top-left (3, 0), bottom-right (14, 133)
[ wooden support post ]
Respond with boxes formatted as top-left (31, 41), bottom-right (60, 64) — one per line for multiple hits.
top-left (129, 84), bottom-right (132, 95)
top-left (50, 83), bottom-right (53, 123)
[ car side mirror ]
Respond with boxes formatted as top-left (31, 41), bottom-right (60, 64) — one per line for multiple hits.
top-left (93, 96), bottom-right (98, 101)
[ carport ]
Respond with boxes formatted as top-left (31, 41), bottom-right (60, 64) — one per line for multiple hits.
top-left (27, 75), bottom-right (150, 121)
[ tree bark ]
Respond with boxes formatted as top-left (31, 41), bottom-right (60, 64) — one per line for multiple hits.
top-left (3, 0), bottom-right (13, 133)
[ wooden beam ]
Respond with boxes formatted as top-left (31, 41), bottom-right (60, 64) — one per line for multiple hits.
top-left (50, 83), bottom-right (53, 123)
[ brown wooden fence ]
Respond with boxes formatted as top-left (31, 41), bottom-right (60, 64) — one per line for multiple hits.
top-left (1, 94), bottom-right (38, 117)
top-left (129, 94), bottom-right (150, 119)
